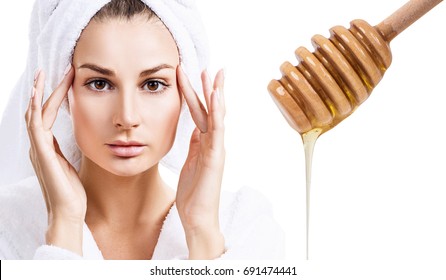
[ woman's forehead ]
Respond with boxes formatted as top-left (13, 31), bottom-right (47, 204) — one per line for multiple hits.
top-left (73, 15), bottom-right (179, 67)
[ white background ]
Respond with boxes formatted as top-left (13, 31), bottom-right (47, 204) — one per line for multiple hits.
top-left (1, 0), bottom-right (446, 279)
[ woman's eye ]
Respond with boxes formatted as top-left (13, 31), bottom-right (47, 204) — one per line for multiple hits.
top-left (143, 80), bottom-right (168, 93)
top-left (86, 80), bottom-right (111, 91)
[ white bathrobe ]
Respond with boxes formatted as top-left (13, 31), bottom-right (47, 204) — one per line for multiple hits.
top-left (0, 176), bottom-right (285, 260)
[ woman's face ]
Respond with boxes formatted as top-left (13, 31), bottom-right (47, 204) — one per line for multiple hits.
top-left (70, 15), bottom-right (181, 177)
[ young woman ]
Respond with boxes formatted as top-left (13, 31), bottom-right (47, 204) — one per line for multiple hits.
top-left (0, 0), bottom-right (284, 259)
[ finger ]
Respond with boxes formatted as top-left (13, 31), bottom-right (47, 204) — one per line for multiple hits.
top-left (209, 88), bottom-right (225, 151)
top-left (42, 65), bottom-right (74, 130)
top-left (201, 70), bottom-right (212, 110)
top-left (25, 88), bottom-right (34, 125)
top-left (206, 69), bottom-right (225, 151)
top-left (213, 69), bottom-right (225, 113)
top-left (207, 69), bottom-right (225, 132)
top-left (25, 70), bottom-right (42, 124)
top-left (27, 71), bottom-right (46, 132)
top-left (213, 69), bottom-right (225, 90)
top-left (177, 65), bottom-right (208, 133)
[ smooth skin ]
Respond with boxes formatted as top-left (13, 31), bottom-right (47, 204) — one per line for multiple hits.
top-left (25, 15), bottom-right (225, 260)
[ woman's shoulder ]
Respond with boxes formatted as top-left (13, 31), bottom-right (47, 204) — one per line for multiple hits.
top-left (0, 176), bottom-right (47, 259)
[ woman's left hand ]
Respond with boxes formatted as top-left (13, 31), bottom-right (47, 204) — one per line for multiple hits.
top-left (176, 66), bottom-right (226, 260)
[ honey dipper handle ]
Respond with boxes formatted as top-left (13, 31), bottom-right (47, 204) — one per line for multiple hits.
top-left (376, 0), bottom-right (443, 42)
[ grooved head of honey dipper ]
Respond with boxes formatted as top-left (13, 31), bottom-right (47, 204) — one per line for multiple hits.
top-left (268, 79), bottom-right (313, 134)
top-left (350, 19), bottom-right (392, 71)
top-left (268, 77), bottom-right (349, 135)
top-left (268, 19), bottom-right (393, 136)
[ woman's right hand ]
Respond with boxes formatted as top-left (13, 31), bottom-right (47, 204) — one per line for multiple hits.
top-left (25, 65), bottom-right (86, 256)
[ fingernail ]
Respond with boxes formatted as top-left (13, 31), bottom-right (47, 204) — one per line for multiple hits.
top-left (33, 69), bottom-right (41, 86)
top-left (63, 64), bottom-right (72, 76)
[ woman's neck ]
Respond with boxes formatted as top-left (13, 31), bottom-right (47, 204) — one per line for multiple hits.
top-left (79, 157), bottom-right (175, 229)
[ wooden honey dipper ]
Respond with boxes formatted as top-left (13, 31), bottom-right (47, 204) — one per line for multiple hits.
top-left (268, 0), bottom-right (443, 135)
top-left (268, 0), bottom-right (443, 259)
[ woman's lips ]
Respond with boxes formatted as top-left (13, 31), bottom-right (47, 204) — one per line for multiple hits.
top-left (106, 141), bottom-right (146, 158)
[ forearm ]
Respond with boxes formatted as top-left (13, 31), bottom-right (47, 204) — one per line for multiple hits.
top-left (186, 227), bottom-right (225, 260)
top-left (46, 219), bottom-right (83, 256)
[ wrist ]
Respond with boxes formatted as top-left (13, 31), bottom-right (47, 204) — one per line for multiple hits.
top-left (185, 227), bottom-right (225, 260)
top-left (46, 218), bottom-right (84, 256)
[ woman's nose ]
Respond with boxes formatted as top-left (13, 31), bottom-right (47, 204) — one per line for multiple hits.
top-left (113, 90), bottom-right (141, 129)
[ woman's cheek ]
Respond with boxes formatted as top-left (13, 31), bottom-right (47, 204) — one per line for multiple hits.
top-left (160, 94), bottom-right (181, 128)
top-left (70, 92), bottom-right (110, 153)
top-left (142, 94), bottom-right (181, 149)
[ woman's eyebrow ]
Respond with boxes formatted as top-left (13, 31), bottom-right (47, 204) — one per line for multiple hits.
top-left (78, 64), bottom-right (114, 76)
top-left (139, 64), bottom-right (175, 77)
